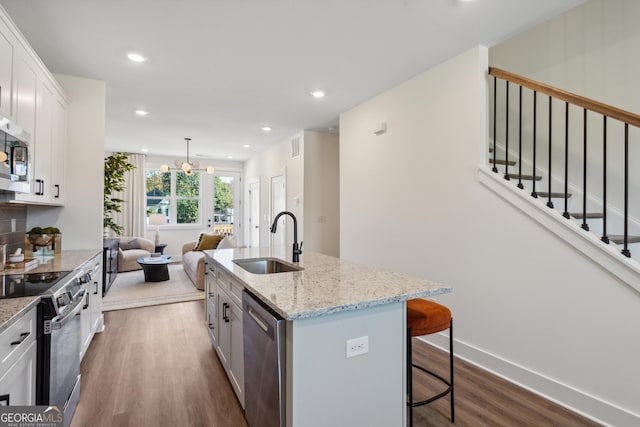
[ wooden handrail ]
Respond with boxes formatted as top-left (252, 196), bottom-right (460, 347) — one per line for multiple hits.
top-left (489, 67), bottom-right (640, 128)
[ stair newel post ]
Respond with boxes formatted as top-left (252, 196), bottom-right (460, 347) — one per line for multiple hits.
top-left (547, 96), bottom-right (554, 208)
top-left (504, 81), bottom-right (511, 180)
top-left (531, 91), bottom-right (538, 198)
top-left (492, 76), bottom-right (498, 173)
top-left (562, 102), bottom-right (570, 218)
top-left (581, 109), bottom-right (589, 231)
top-left (601, 116), bottom-right (609, 244)
top-left (517, 85), bottom-right (524, 189)
top-left (622, 123), bottom-right (631, 257)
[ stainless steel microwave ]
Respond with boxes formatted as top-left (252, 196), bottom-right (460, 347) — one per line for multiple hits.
top-left (0, 115), bottom-right (31, 193)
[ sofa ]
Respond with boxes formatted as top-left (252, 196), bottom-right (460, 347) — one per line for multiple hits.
top-left (117, 236), bottom-right (155, 272)
top-left (182, 234), bottom-right (240, 290)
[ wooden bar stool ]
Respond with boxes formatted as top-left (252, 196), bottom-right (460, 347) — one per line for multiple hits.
top-left (406, 298), bottom-right (454, 425)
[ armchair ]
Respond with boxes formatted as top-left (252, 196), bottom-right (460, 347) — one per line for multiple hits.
top-left (117, 237), bottom-right (155, 272)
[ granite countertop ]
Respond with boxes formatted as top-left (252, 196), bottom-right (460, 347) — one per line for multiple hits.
top-left (205, 247), bottom-right (452, 320)
top-left (0, 249), bottom-right (102, 334)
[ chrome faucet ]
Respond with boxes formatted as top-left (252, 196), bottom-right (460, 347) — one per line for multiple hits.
top-left (270, 211), bottom-right (303, 263)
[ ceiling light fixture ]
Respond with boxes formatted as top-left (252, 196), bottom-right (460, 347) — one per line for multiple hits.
top-left (135, 109), bottom-right (148, 116)
top-left (310, 90), bottom-right (325, 98)
top-left (140, 148), bottom-right (149, 153)
top-left (261, 126), bottom-right (272, 132)
top-left (160, 138), bottom-right (214, 176)
top-left (127, 52), bottom-right (147, 63)
top-left (242, 144), bottom-right (251, 148)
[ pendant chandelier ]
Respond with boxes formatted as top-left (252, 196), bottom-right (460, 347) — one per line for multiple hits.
top-left (160, 137), bottom-right (214, 176)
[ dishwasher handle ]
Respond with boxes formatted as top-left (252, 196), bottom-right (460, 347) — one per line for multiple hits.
top-left (247, 306), bottom-right (269, 333)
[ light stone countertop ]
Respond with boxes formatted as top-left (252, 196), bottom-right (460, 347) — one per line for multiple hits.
top-left (205, 247), bottom-right (452, 320)
top-left (0, 249), bottom-right (102, 333)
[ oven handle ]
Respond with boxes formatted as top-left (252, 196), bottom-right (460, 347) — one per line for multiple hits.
top-left (51, 289), bottom-right (87, 330)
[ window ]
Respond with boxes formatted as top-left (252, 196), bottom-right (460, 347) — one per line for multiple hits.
top-left (146, 169), bottom-right (201, 225)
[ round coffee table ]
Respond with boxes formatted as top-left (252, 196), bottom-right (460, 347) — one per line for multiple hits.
top-left (136, 255), bottom-right (173, 282)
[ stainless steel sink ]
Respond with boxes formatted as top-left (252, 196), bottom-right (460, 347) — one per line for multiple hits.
top-left (233, 257), bottom-right (303, 274)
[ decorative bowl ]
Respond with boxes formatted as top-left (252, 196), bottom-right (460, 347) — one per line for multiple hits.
top-left (28, 234), bottom-right (56, 247)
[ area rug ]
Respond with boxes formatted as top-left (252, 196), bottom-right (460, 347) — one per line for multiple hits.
top-left (102, 264), bottom-right (203, 311)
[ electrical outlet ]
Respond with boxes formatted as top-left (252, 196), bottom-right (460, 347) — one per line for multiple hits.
top-left (346, 336), bottom-right (369, 358)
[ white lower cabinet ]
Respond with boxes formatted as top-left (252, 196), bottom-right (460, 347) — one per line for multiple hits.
top-left (0, 306), bottom-right (37, 406)
top-left (205, 261), bottom-right (245, 408)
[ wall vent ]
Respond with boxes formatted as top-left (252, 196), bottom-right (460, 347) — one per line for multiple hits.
top-left (291, 137), bottom-right (300, 158)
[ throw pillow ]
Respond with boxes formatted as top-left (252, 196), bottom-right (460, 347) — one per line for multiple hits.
top-left (217, 235), bottom-right (238, 249)
top-left (194, 233), bottom-right (224, 251)
top-left (119, 239), bottom-right (140, 250)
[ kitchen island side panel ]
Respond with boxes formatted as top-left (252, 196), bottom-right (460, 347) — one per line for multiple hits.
top-left (286, 301), bottom-right (406, 427)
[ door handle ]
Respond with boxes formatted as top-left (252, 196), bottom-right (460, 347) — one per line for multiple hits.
top-left (247, 306), bottom-right (269, 333)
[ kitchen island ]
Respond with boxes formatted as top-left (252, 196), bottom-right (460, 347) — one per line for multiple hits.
top-left (205, 246), bottom-right (452, 427)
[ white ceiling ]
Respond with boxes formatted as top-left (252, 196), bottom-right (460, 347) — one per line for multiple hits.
top-left (0, 0), bottom-right (584, 162)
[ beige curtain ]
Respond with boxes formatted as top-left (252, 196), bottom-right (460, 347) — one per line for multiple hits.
top-left (112, 153), bottom-right (146, 237)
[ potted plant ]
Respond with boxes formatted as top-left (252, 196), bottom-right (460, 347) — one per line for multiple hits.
top-left (26, 226), bottom-right (62, 256)
top-left (104, 152), bottom-right (136, 236)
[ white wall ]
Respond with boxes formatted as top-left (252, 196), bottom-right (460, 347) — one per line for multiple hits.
top-left (303, 131), bottom-right (339, 257)
top-left (243, 132), bottom-right (304, 248)
top-left (28, 74), bottom-right (105, 250)
top-left (340, 46), bottom-right (640, 426)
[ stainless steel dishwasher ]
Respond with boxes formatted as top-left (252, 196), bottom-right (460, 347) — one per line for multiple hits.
top-left (242, 290), bottom-right (286, 427)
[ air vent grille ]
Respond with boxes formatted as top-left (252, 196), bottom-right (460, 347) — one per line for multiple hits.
top-left (291, 137), bottom-right (300, 158)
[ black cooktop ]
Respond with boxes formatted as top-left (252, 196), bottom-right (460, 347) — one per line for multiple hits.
top-left (0, 271), bottom-right (73, 298)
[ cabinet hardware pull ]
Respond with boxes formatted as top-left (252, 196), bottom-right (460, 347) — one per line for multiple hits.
top-left (10, 331), bottom-right (30, 346)
top-left (54, 184), bottom-right (60, 198)
top-left (94, 281), bottom-right (99, 295)
top-left (222, 302), bottom-right (230, 322)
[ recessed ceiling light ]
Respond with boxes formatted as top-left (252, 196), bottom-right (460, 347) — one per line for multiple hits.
top-left (140, 148), bottom-right (149, 153)
top-left (310, 90), bottom-right (325, 98)
top-left (242, 144), bottom-right (251, 148)
top-left (127, 52), bottom-right (147, 63)
top-left (135, 110), bottom-right (148, 116)
top-left (261, 126), bottom-right (272, 132)
top-left (227, 155), bottom-right (233, 159)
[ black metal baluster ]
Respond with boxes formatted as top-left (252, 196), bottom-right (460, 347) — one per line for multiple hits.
top-left (581, 109), bottom-right (589, 231)
top-left (562, 102), bottom-right (570, 218)
top-left (622, 123), bottom-right (631, 257)
top-left (504, 81), bottom-right (510, 180)
top-left (517, 86), bottom-right (524, 189)
top-left (531, 91), bottom-right (538, 198)
top-left (492, 76), bottom-right (498, 173)
top-left (601, 117), bottom-right (609, 244)
top-left (547, 96), bottom-right (553, 208)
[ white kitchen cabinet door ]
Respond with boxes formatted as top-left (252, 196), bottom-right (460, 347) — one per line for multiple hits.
top-left (90, 264), bottom-right (103, 333)
top-left (216, 287), bottom-right (231, 367)
top-left (0, 339), bottom-right (36, 406)
top-left (50, 95), bottom-right (67, 203)
top-left (0, 18), bottom-right (16, 120)
top-left (228, 301), bottom-right (244, 408)
top-left (14, 47), bottom-right (37, 138)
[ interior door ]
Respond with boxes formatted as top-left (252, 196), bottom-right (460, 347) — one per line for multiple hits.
top-left (249, 180), bottom-right (260, 247)
top-left (270, 175), bottom-right (285, 248)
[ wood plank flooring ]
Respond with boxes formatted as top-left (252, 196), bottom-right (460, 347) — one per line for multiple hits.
top-left (71, 301), bottom-right (601, 427)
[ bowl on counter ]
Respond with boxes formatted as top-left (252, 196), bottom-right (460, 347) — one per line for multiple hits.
top-left (8, 254), bottom-right (24, 263)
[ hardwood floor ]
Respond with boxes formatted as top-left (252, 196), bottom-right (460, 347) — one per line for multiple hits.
top-left (72, 301), bottom-right (600, 427)
top-left (71, 301), bottom-right (247, 427)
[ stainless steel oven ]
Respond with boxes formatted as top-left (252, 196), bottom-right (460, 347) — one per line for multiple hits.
top-left (37, 270), bottom-right (85, 427)
top-left (0, 114), bottom-right (31, 194)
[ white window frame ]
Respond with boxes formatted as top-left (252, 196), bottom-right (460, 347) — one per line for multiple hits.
top-left (145, 168), bottom-right (204, 229)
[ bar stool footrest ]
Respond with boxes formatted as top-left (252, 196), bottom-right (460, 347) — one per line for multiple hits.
top-left (408, 363), bottom-right (453, 408)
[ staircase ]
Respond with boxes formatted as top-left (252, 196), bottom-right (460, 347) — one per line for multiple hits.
top-left (487, 67), bottom-right (640, 264)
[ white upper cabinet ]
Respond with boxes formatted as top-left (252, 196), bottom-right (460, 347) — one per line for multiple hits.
top-left (14, 45), bottom-right (37, 139)
top-left (1, 6), bottom-right (69, 206)
top-left (0, 16), bottom-right (16, 120)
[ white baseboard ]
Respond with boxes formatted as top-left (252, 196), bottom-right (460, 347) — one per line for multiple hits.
top-left (422, 333), bottom-right (640, 427)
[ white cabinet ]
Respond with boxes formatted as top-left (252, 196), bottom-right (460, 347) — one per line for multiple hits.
top-left (80, 254), bottom-right (104, 360)
top-left (208, 263), bottom-right (245, 408)
top-left (14, 46), bottom-right (37, 139)
top-left (0, 8), bottom-right (68, 206)
top-left (0, 306), bottom-right (37, 406)
top-left (0, 16), bottom-right (17, 120)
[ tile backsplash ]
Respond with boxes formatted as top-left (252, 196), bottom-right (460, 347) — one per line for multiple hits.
top-left (0, 206), bottom-right (27, 256)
